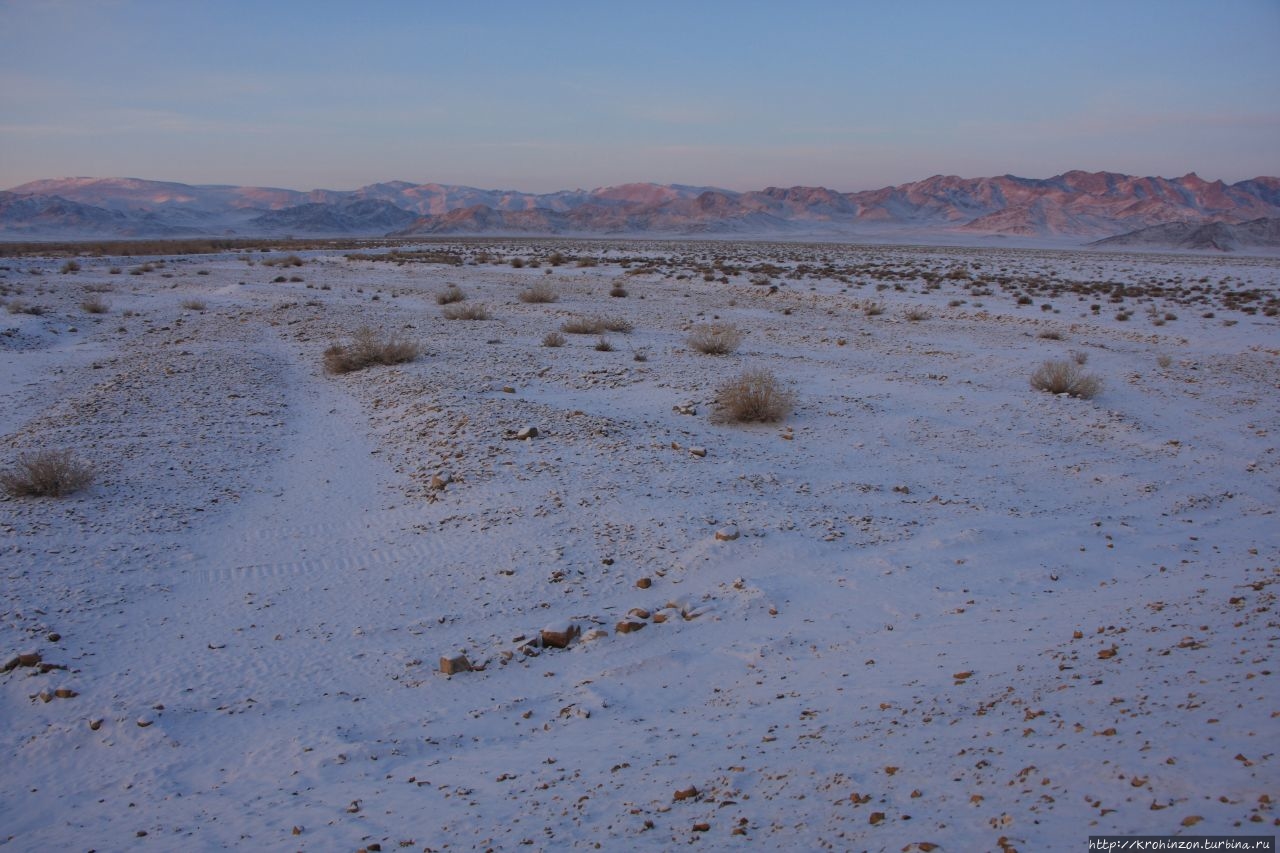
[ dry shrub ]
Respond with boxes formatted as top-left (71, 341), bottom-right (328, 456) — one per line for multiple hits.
top-left (561, 316), bottom-right (599, 334)
top-left (713, 368), bottom-right (795, 424)
top-left (609, 284), bottom-right (628, 298)
top-left (1029, 359), bottom-right (1102, 399)
top-left (599, 315), bottom-right (632, 333)
top-left (688, 322), bottom-right (744, 355)
top-left (542, 331), bottom-right (566, 347)
top-left (181, 298), bottom-right (207, 311)
top-left (1037, 329), bottom-right (1064, 340)
top-left (1, 449), bottom-right (94, 497)
top-left (323, 326), bottom-right (421, 374)
top-left (80, 296), bottom-right (110, 314)
top-left (862, 301), bottom-right (885, 316)
top-left (441, 303), bottom-right (489, 320)
top-left (594, 336), bottom-right (614, 351)
top-left (518, 282), bottom-right (558, 303)
top-left (903, 307), bottom-right (931, 322)
top-left (436, 285), bottom-right (465, 305)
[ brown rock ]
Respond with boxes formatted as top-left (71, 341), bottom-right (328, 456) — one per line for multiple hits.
top-left (88, 718), bottom-right (103, 731)
top-left (692, 822), bottom-right (710, 832)
top-left (54, 687), bottom-right (78, 699)
top-left (635, 577), bottom-right (652, 589)
top-left (714, 526), bottom-right (740, 542)
top-left (627, 608), bottom-right (651, 620)
top-left (439, 653), bottom-right (473, 675)
top-left (540, 623), bottom-right (580, 649)
top-left (673, 786), bottom-right (699, 801)
top-left (615, 620), bottom-right (646, 635)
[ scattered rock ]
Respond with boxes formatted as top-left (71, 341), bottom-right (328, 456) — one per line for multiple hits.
top-left (47, 633), bottom-right (61, 643)
top-left (501, 386), bottom-right (515, 393)
top-left (540, 622), bottom-right (580, 649)
top-left (136, 718), bottom-right (153, 728)
top-left (715, 526), bottom-right (740, 542)
top-left (674, 786), bottom-right (699, 801)
top-left (615, 619), bottom-right (646, 634)
top-left (88, 718), bottom-right (103, 731)
top-left (673, 403), bottom-right (697, 415)
top-left (627, 608), bottom-right (651, 620)
top-left (37, 690), bottom-right (53, 703)
top-left (689, 447), bottom-right (707, 458)
top-left (439, 653), bottom-right (473, 675)
top-left (54, 687), bottom-right (78, 699)
top-left (692, 822), bottom-right (710, 832)
top-left (516, 426), bottom-right (539, 440)
top-left (636, 577), bottom-right (652, 589)
top-left (430, 471), bottom-right (452, 490)
top-left (3, 651), bottom-right (42, 672)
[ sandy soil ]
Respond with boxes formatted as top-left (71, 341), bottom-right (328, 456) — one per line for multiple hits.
top-left (2, 241), bottom-right (1277, 851)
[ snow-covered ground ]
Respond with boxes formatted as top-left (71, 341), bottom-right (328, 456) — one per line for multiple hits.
top-left (2, 241), bottom-right (1277, 851)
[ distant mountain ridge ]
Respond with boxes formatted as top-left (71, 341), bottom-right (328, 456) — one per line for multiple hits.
top-left (4, 171), bottom-right (1279, 245)
top-left (1090, 217), bottom-right (1280, 252)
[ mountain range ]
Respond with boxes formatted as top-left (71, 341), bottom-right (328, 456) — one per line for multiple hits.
top-left (3, 171), bottom-right (1279, 246)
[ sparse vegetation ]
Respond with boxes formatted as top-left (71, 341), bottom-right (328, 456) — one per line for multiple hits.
top-left (1029, 359), bottom-right (1102, 399)
top-left (560, 315), bottom-right (632, 335)
top-left (1, 449), bottom-right (94, 498)
top-left (441, 303), bottom-right (490, 320)
top-left (712, 368), bottom-right (795, 424)
top-left (518, 282), bottom-right (558, 303)
top-left (542, 331), bottom-right (566, 347)
top-left (60, 260), bottom-right (81, 274)
top-left (436, 285), bottom-right (466, 305)
top-left (903, 307), bottom-right (931, 322)
top-left (688, 322), bottom-right (745, 355)
top-left (323, 326), bottom-right (421, 374)
top-left (862, 301), bottom-right (885, 317)
top-left (80, 296), bottom-right (110, 314)
top-left (594, 336), bottom-right (615, 352)
top-left (181, 298), bottom-right (207, 311)
top-left (609, 284), bottom-right (628, 298)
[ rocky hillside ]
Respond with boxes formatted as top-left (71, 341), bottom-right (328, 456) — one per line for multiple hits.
top-left (5, 172), bottom-right (1279, 242)
top-left (1091, 217), bottom-right (1280, 252)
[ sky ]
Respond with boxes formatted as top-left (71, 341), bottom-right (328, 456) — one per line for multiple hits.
top-left (2, 0), bottom-right (1278, 193)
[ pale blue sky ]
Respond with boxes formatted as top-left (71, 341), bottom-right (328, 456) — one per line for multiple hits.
top-left (2, 0), bottom-right (1277, 192)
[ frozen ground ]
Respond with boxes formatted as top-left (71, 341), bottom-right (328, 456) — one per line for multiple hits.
top-left (1, 241), bottom-right (1277, 851)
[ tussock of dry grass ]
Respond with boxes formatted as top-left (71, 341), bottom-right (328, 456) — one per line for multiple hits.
top-left (542, 331), bottom-right (566, 347)
top-left (560, 315), bottom-right (632, 335)
top-left (712, 368), bottom-right (795, 424)
top-left (688, 322), bottom-right (744, 355)
top-left (80, 296), bottom-right (110, 314)
top-left (436, 285), bottom-right (466, 305)
top-left (1029, 359), bottom-right (1102, 399)
top-left (181, 298), bottom-right (207, 311)
top-left (518, 282), bottom-right (558, 304)
top-left (1, 449), bottom-right (94, 497)
top-left (323, 326), bottom-right (421, 374)
top-left (441, 303), bottom-right (490, 320)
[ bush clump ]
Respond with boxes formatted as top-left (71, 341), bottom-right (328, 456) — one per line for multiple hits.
top-left (441, 303), bottom-right (489, 320)
top-left (1029, 359), bottom-right (1102, 399)
top-left (688, 322), bottom-right (744, 355)
top-left (712, 368), bottom-right (795, 424)
top-left (518, 282), bottom-right (558, 304)
top-left (323, 326), bottom-right (421, 374)
top-left (436, 285), bottom-right (466, 305)
top-left (1, 449), bottom-right (94, 497)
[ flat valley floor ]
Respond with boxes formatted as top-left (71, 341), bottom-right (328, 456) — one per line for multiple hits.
top-left (2, 240), bottom-right (1277, 850)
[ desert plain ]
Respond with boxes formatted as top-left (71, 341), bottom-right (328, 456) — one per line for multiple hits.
top-left (1, 239), bottom-right (1277, 851)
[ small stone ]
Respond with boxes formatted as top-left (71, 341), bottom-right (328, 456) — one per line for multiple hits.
top-left (291, 826), bottom-right (303, 836)
top-left (628, 608), bottom-right (651, 620)
top-left (692, 822), bottom-right (710, 832)
top-left (516, 426), bottom-right (539, 440)
top-left (430, 471), bottom-right (452, 490)
top-left (16, 651), bottom-right (42, 667)
top-left (439, 653), bottom-right (473, 675)
top-left (47, 633), bottom-right (61, 643)
top-left (502, 386), bottom-right (515, 393)
top-left (714, 526), bottom-right (740, 542)
top-left (540, 622), bottom-right (580, 649)
top-left (635, 577), bottom-right (652, 589)
top-left (88, 718), bottom-right (103, 731)
top-left (38, 690), bottom-right (53, 703)
top-left (136, 718), bottom-right (153, 728)
top-left (54, 687), bottom-right (78, 699)
top-left (651, 612), bottom-right (668, 624)
top-left (674, 786), bottom-right (699, 801)
top-left (346, 800), bottom-right (361, 814)
top-left (689, 447), bottom-right (707, 458)
top-left (615, 619), bottom-right (646, 634)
